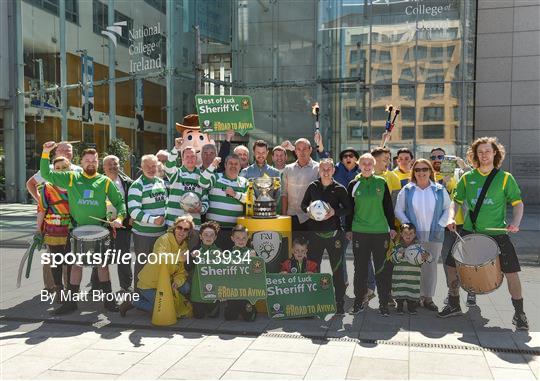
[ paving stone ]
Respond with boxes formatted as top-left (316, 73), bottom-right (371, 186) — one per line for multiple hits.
top-left (484, 351), bottom-right (531, 369)
top-left (89, 330), bottom-right (172, 353)
top-left (221, 370), bottom-right (303, 379)
top-left (51, 348), bottom-right (146, 374)
top-left (490, 367), bottom-right (538, 380)
top-left (230, 349), bottom-right (314, 376)
top-left (35, 369), bottom-right (118, 379)
top-left (1, 354), bottom-right (64, 379)
top-left (409, 351), bottom-right (493, 379)
top-left (248, 336), bottom-right (320, 354)
top-left (187, 335), bottom-right (254, 359)
top-left (160, 355), bottom-right (236, 379)
top-left (346, 357), bottom-right (408, 379)
top-left (352, 342), bottom-right (409, 361)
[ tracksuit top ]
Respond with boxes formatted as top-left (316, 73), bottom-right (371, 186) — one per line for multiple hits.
top-left (40, 155), bottom-right (126, 227)
top-left (346, 174), bottom-right (396, 234)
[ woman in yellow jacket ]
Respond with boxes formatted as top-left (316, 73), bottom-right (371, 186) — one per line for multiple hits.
top-left (120, 215), bottom-right (193, 317)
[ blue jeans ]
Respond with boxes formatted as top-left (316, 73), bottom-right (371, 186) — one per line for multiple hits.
top-left (133, 288), bottom-right (156, 312)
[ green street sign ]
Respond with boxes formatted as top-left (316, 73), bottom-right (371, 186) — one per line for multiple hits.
top-left (266, 273), bottom-right (336, 319)
top-left (191, 257), bottom-right (267, 304)
top-left (195, 95), bottom-right (255, 136)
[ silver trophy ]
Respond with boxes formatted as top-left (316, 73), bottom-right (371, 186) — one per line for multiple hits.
top-left (251, 177), bottom-right (280, 218)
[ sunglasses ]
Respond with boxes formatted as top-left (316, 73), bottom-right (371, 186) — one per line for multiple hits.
top-left (414, 167), bottom-right (430, 173)
top-left (430, 155), bottom-right (444, 161)
top-left (342, 153), bottom-right (355, 159)
top-left (175, 227), bottom-right (191, 232)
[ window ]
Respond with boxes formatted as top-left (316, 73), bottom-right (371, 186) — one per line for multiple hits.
top-left (379, 51), bottom-right (391, 63)
top-left (26, 0), bottom-right (79, 23)
top-left (373, 69), bottom-right (392, 84)
top-left (402, 127), bottom-right (415, 140)
top-left (351, 34), bottom-right (368, 46)
top-left (371, 107), bottom-right (387, 121)
top-left (347, 108), bottom-right (365, 121)
top-left (373, 86), bottom-right (391, 99)
top-left (144, 0), bottom-right (166, 13)
top-left (423, 125), bottom-right (445, 139)
top-left (349, 126), bottom-right (368, 139)
top-left (93, 0), bottom-right (133, 47)
top-left (423, 106), bottom-right (444, 121)
top-left (400, 85), bottom-right (415, 100)
top-left (400, 107), bottom-right (415, 121)
top-left (350, 49), bottom-right (365, 64)
top-left (424, 83), bottom-right (444, 98)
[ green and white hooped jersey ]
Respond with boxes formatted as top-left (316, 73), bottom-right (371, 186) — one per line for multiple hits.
top-left (127, 175), bottom-right (167, 236)
top-left (164, 149), bottom-right (208, 229)
top-left (199, 165), bottom-right (248, 228)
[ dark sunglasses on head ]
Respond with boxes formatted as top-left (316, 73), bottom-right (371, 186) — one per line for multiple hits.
top-left (414, 167), bottom-right (430, 173)
top-left (430, 155), bottom-right (444, 161)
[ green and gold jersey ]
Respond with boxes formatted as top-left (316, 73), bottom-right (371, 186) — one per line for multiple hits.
top-left (454, 169), bottom-right (522, 235)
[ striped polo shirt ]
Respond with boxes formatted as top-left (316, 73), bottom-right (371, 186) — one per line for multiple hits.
top-left (128, 175), bottom-right (167, 236)
top-left (198, 165), bottom-right (248, 228)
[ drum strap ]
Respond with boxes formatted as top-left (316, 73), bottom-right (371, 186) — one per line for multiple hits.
top-left (470, 168), bottom-right (499, 230)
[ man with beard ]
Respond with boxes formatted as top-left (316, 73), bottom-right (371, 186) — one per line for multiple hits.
top-left (40, 143), bottom-right (125, 314)
top-left (272, 146), bottom-right (288, 173)
top-left (240, 140), bottom-right (280, 179)
top-left (441, 137), bottom-right (528, 330)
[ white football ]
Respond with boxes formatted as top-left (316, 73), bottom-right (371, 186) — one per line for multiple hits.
top-left (404, 244), bottom-right (427, 265)
top-left (308, 200), bottom-right (330, 221)
top-left (179, 192), bottom-right (201, 211)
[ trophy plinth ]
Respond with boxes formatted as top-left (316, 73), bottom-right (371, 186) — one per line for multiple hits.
top-left (252, 177), bottom-right (278, 219)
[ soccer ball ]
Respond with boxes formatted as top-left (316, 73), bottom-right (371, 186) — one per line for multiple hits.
top-left (308, 200), bottom-right (330, 221)
top-left (404, 244), bottom-right (428, 265)
top-left (179, 192), bottom-right (201, 211)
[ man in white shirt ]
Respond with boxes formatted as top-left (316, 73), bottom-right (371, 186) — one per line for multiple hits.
top-left (281, 138), bottom-right (320, 233)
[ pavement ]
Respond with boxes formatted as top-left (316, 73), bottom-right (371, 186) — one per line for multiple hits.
top-left (1, 203), bottom-right (539, 379)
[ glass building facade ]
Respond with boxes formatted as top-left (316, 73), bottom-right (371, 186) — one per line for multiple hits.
top-left (2, 0), bottom-right (477, 200)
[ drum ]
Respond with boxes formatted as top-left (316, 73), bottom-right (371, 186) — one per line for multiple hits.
top-left (451, 233), bottom-right (503, 294)
top-left (71, 225), bottom-right (110, 266)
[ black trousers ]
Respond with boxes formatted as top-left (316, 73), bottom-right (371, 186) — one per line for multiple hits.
top-left (91, 228), bottom-right (133, 290)
top-left (114, 228), bottom-right (132, 290)
top-left (48, 241), bottom-right (71, 288)
top-left (352, 232), bottom-right (392, 306)
top-left (307, 232), bottom-right (346, 304)
top-left (291, 215), bottom-right (309, 241)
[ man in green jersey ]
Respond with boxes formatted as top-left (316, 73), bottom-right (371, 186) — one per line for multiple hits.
top-left (440, 137), bottom-right (528, 330)
top-left (41, 142), bottom-right (126, 315)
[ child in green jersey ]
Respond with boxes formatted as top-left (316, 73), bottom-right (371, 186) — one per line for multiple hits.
top-left (224, 224), bottom-right (258, 321)
top-left (188, 221), bottom-right (222, 318)
top-left (391, 224), bottom-right (432, 315)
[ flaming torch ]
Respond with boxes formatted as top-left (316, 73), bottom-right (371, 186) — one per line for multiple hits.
top-left (382, 104), bottom-right (400, 147)
top-left (312, 102), bottom-right (321, 150)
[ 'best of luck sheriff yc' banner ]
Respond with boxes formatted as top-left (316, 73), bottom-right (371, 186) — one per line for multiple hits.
top-left (266, 273), bottom-right (336, 319)
top-left (195, 95), bottom-right (255, 136)
top-left (192, 257), bottom-right (267, 304)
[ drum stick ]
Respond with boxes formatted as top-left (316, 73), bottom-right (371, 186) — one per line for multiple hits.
top-left (89, 216), bottom-right (125, 228)
top-left (485, 228), bottom-right (509, 232)
top-left (454, 230), bottom-right (466, 244)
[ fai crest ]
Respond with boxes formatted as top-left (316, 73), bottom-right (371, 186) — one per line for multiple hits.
top-left (252, 231), bottom-right (282, 263)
